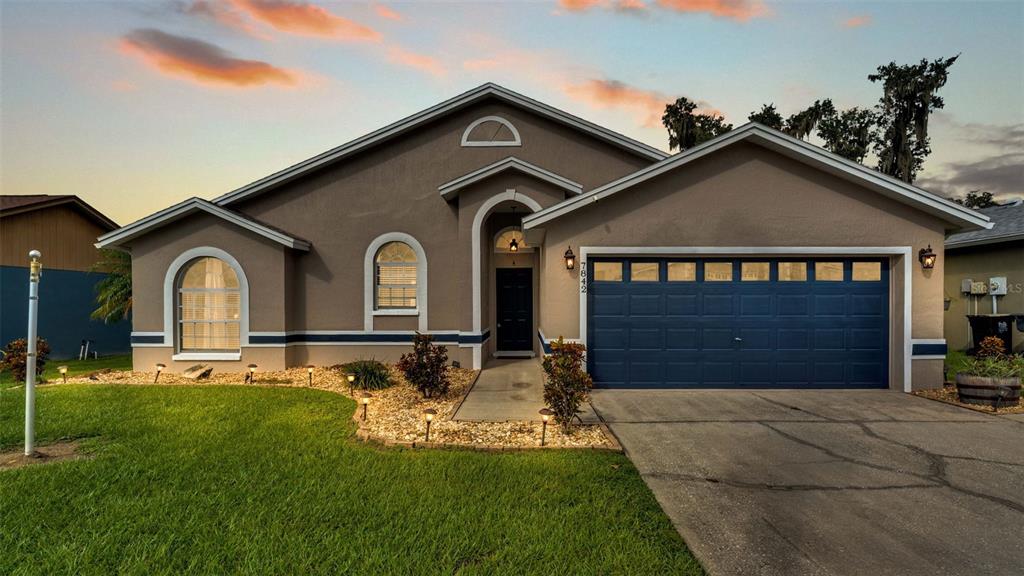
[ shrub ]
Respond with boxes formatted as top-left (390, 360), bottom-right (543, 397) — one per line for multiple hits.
top-left (961, 354), bottom-right (1024, 380)
top-left (397, 333), bottom-right (450, 398)
top-left (0, 338), bottom-right (51, 382)
top-left (541, 338), bottom-right (593, 433)
top-left (977, 336), bottom-right (1007, 359)
top-left (341, 359), bottom-right (393, 390)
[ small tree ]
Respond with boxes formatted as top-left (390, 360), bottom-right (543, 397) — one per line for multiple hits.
top-left (397, 333), bottom-right (450, 398)
top-left (541, 338), bottom-right (593, 433)
top-left (662, 96), bottom-right (733, 151)
top-left (953, 190), bottom-right (998, 209)
top-left (747, 103), bottom-right (784, 130)
top-left (0, 338), bottom-right (51, 382)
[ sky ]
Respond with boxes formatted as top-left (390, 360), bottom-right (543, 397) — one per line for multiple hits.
top-left (1, 0), bottom-right (1022, 226)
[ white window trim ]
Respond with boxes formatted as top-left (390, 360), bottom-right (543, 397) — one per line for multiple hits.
top-left (577, 247), bottom-right (914, 392)
top-left (364, 232), bottom-right (428, 332)
top-left (460, 115), bottom-right (522, 147)
top-left (493, 225), bottom-right (534, 253)
top-left (163, 246), bottom-right (250, 360)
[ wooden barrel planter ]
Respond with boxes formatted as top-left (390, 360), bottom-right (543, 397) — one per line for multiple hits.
top-left (955, 374), bottom-right (1021, 408)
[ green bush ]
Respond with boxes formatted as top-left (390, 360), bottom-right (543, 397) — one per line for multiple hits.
top-left (541, 338), bottom-right (593, 433)
top-left (961, 354), bottom-right (1024, 380)
top-left (397, 333), bottom-right (450, 398)
top-left (340, 359), bottom-right (394, 390)
top-left (0, 338), bottom-right (50, 382)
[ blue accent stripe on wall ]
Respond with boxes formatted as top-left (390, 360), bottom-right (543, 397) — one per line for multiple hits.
top-left (131, 334), bottom-right (165, 345)
top-left (247, 330), bottom-right (491, 345)
top-left (538, 331), bottom-right (552, 354)
top-left (912, 343), bottom-right (947, 356)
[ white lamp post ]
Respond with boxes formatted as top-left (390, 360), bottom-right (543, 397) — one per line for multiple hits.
top-left (25, 250), bottom-right (42, 456)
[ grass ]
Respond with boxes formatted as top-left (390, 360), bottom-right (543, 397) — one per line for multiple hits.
top-left (945, 349), bottom-right (970, 381)
top-left (0, 383), bottom-right (702, 575)
top-left (0, 354), bottom-right (131, 389)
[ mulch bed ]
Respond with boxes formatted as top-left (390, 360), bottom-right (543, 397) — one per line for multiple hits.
top-left (914, 384), bottom-right (1024, 414)
top-left (61, 366), bottom-right (615, 450)
top-left (1, 440), bottom-right (89, 471)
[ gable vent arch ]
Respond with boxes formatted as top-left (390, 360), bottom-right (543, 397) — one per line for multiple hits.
top-left (461, 116), bottom-right (522, 147)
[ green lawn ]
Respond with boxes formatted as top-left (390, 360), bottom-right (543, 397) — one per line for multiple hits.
top-left (0, 384), bottom-right (702, 575)
top-left (0, 354), bottom-right (131, 389)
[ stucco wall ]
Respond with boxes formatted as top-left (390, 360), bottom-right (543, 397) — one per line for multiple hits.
top-left (943, 240), bottom-right (1024, 352)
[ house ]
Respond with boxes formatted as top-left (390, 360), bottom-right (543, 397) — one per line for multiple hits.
top-left (96, 83), bottom-right (990, 391)
top-left (944, 200), bottom-right (1024, 353)
top-left (1, 195), bottom-right (131, 358)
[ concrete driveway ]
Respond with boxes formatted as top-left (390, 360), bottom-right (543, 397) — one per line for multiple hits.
top-left (590, 389), bottom-right (1024, 576)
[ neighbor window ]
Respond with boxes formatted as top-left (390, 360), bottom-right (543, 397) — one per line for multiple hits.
top-left (778, 262), bottom-right (807, 282)
top-left (852, 262), bottom-right (882, 281)
top-left (741, 262), bottom-right (770, 281)
top-left (815, 262), bottom-right (844, 281)
top-left (594, 262), bottom-right (623, 281)
top-left (631, 262), bottom-right (659, 282)
top-left (375, 241), bottom-right (418, 309)
top-left (667, 262), bottom-right (696, 281)
top-left (178, 257), bottom-right (241, 352)
top-left (704, 262), bottom-right (733, 281)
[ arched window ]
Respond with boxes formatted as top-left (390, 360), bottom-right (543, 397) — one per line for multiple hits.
top-left (494, 227), bottom-right (531, 253)
top-left (461, 116), bottom-right (522, 147)
top-left (375, 241), bottom-right (418, 309)
top-left (177, 257), bottom-right (241, 352)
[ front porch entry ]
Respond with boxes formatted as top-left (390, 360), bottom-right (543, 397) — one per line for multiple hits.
top-left (453, 358), bottom-right (599, 422)
top-left (495, 268), bottom-right (533, 354)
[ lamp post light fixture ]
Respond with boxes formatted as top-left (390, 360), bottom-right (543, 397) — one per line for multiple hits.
top-left (154, 363), bottom-right (165, 383)
top-left (58, 365), bottom-right (68, 384)
top-left (247, 363), bottom-right (258, 383)
top-left (423, 408), bottom-right (437, 442)
top-left (346, 372), bottom-right (356, 394)
top-left (360, 391), bottom-right (372, 421)
top-left (563, 247), bottom-right (575, 270)
top-left (306, 365), bottom-right (315, 386)
top-left (918, 245), bottom-right (937, 270)
top-left (539, 408), bottom-right (553, 446)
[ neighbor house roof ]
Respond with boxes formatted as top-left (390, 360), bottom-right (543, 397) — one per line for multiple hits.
top-left (946, 200), bottom-right (1024, 249)
top-left (212, 83), bottom-right (667, 207)
top-left (438, 157), bottom-right (583, 201)
top-left (522, 123), bottom-right (992, 232)
top-left (95, 197), bottom-right (310, 251)
top-left (0, 194), bottom-right (119, 230)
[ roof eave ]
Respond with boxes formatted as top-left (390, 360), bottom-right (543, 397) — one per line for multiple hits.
top-left (438, 157), bottom-right (583, 201)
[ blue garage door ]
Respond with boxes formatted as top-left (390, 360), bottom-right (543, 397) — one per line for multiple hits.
top-left (587, 258), bottom-right (889, 389)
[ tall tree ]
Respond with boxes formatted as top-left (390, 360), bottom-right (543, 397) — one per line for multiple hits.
top-left (869, 55), bottom-right (959, 183)
top-left (953, 190), bottom-right (998, 209)
top-left (91, 249), bottom-right (132, 324)
top-left (748, 104), bottom-right (784, 130)
top-left (662, 97), bottom-right (733, 151)
top-left (816, 107), bottom-right (878, 163)
top-left (783, 99), bottom-right (835, 140)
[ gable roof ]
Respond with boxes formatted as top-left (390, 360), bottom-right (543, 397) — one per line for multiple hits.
top-left (522, 123), bottom-right (992, 232)
top-left (438, 157), bottom-right (583, 201)
top-left (212, 83), bottom-right (667, 207)
top-left (95, 197), bottom-right (310, 251)
top-left (1, 194), bottom-right (119, 230)
top-left (946, 200), bottom-right (1024, 249)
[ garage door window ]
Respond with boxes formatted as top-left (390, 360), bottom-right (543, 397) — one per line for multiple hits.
top-left (667, 262), bottom-right (696, 281)
top-left (815, 262), bottom-right (844, 281)
top-left (853, 262), bottom-right (882, 281)
top-left (594, 262), bottom-right (623, 281)
top-left (741, 262), bottom-right (770, 281)
top-left (778, 262), bottom-right (807, 281)
top-left (631, 262), bottom-right (659, 282)
top-left (704, 262), bottom-right (733, 281)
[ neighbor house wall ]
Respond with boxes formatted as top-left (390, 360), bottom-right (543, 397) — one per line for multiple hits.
top-left (534, 143), bottom-right (949, 390)
top-left (944, 240), bottom-right (1024, 353)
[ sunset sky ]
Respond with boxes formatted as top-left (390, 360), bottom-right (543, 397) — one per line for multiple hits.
top-left (2, 0), bottom-right (1021, 225)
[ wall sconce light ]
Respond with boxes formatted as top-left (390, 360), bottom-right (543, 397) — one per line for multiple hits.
top-left (423, 408), bottom-right (437, 442)
top-left (154, 363), bottom-right (165, 383)
top-left (247, 363), bottom-right (258, 383)
top-left (918, 245), bottom-right (936, 270)
top-left (360, 391), bottom-right (372, 420)
top-left (306, 365), bottom-right (315, 386)
top-left (564, 247), bottom-right (575, 270)
top-left (59, 365), bottom-right (68, 384)
top-left (539, 408), bottom-right (553, 446)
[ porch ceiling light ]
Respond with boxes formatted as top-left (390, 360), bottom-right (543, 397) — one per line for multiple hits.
top-left (918, 245), bottom-right (936, 270)
top-left (509, 237), bottom-right (519, 252)
top-left (564, 246), bottom-right (575, 270)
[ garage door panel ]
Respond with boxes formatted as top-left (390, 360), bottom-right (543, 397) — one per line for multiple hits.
top-left (588, 258), bottom-right (888, 389)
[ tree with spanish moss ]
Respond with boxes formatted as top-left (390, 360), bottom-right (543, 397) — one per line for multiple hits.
top-left (662, 96), bottom-right (733, 151)
top-left (816, 107), bottom-right (878, 163)
top-left (784, 99), bottom-right (835, 140)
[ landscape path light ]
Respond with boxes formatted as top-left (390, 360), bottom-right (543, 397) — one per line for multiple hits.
top-left (59, 365), bottom-right (68, 384)
top-left (360, 391), bottom-right (372, 420)
top-left (423, 408), bottom-right (437, 442)
top-left (306, 365), bottom-right (315, 386)
top-left (154, 363), bottom-right (165, 383)
top-left (247, 364), bottom-right (258, 383)
top-left (539, 408), bottom-right (553, 447)
top-left (346, 372), bottom-right (356, 394)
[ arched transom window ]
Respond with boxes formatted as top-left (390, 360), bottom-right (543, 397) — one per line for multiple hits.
top-left (461, 116), bottom-right (522, 147)
top-left (177, 257), bottom-right (241, 352)
top-left (494, 227), bottom-right (531, 253)
top-left (375, 241), bottom-right (417, 309)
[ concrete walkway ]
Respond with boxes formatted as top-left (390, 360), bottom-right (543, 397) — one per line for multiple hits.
top-left (592, 389), bottom-right (1024, 576)
top-left (453, 359), bottom-right (596, 422)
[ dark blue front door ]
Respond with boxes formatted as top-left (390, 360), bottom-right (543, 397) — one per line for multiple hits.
top-left (587, 258), bottom-right (889, 389)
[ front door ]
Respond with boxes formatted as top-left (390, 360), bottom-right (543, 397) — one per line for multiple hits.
top-left (496, 268), bottom-right (533, 352)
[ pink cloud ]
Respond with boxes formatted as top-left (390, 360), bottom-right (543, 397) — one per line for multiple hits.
top-left (616, 0), bottom-right (648, 11)
top-left (184, 1), bottom-right (267, 38)
top-left (374, 4), bottom-right (402, 20)
top-left (656, 0), bottom-right (768, 21)
top-left (842, 15), bottom-right (872, 28)
top-left (229, 0), bottom-right (381, 41)
top-left (563, 78), bottom-right (722, 127)
top-left (119, 29), bottom-right (300, 88)
top-left (558, 0), bottom-right (606, 11)
top-left (388, 47), bottom-right (445, 77)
